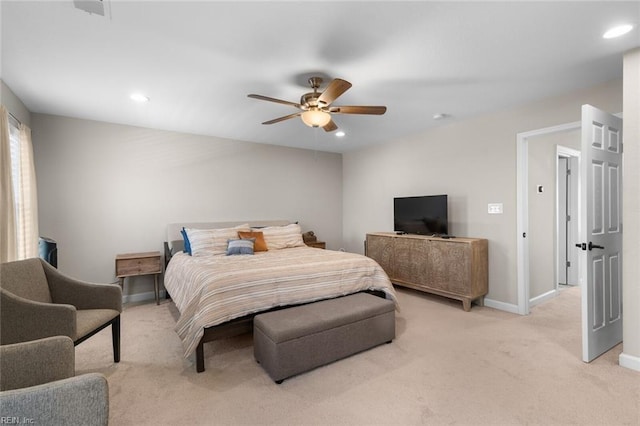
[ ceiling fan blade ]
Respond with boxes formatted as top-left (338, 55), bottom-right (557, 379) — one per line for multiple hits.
top-left (323, 119), bottom-right (338, 132)
top-left (248, 94), bottom-right (302, 109)
top-left (317, 79), bottom-right (352, 106)
top-left (262, 112), bottom-right (301, 125)
top-left (329, 105), bottom-right (387, 115)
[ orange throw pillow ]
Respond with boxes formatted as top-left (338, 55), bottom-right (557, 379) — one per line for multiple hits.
top-left (238, 231), bottom-right (268, 252)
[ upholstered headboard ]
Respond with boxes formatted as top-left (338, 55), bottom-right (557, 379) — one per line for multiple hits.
top-left (164, 220), bottom-right (294, 265)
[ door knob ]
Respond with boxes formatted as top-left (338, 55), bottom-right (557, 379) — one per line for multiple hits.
top-left (588, 242), bottom-right (604, 251)
top-left (575, 243), bottom-right (586, 250)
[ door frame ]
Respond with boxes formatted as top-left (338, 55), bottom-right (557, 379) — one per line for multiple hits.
top-left (516, 121), bottom-right (581, 315)
top-left (556, 146), bottom-right (581, 288)
top-left (517, 114), bottom-right (621, 315)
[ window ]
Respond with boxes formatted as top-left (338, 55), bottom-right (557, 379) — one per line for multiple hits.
top-left (1, 107), bottom-right (38, 261)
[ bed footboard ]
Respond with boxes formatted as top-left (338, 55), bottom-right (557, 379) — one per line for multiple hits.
top-left (193, 291), bottom-right (388, 373)
top-left (196, 316), bottom-right (254, 373)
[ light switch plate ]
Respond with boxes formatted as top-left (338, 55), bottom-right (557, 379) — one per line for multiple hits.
top-left (488, 203), bottom-right (503, 214)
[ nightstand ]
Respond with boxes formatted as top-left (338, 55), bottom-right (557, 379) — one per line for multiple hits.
top-left (305, 241), bottom-right (326, 249)
top-left (115, 251), bottom-right (162, 305)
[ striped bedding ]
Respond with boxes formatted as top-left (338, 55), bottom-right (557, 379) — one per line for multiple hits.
top-left (165, 246), bottom-right (397, 357)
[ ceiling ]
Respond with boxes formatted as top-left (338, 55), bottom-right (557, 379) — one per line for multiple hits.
top-left (1, 1), bottom-right (639, 153)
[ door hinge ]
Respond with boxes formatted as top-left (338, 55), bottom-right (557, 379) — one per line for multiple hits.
top-left (566, 261), bottom-right (571, 267)
top-left (567, 169), bottom-right (571, 175)
top-left (567, 215), bottom-right (571, 222)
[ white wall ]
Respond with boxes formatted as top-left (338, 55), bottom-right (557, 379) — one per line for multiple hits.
top-left (343, 79), bottom-right (623, 307)
top-left (31, 114), bottom-right (342, 298)
top-left (621, 48), bottom-right (640, 371)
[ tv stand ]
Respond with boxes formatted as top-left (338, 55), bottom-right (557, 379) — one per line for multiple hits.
top-left (365, 232), bottom-right (488, 311)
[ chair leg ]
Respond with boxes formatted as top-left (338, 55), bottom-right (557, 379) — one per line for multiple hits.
top-left (112, 315), bottom-right (121, 363)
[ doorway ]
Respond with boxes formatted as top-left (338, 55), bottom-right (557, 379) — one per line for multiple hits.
top-left (516, 121), bottom-right (581, 314)
top-left (517, 114), bottom-right (622, 314)
top-left (556, 147), bottom-right (580, 288)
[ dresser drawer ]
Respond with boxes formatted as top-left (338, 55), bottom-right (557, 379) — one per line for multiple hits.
top-left (116, 253), bottom-right (161, 277)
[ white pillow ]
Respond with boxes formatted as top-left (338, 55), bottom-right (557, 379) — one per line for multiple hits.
top-left (186, 224), bottom-right (250, 256)
top-left (258, 223), bottom-right (305, 250)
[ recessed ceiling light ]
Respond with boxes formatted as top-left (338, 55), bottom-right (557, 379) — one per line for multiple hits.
top-left (130, 93), bottom-right (150, 102)
top-left (603, 24), bottom-right (634, 39)
top-left (335, 131), bottom-right (346, 138)
top-left (432, 113), bottom-right (448, 120)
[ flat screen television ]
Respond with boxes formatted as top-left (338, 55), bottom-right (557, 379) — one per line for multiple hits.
top-left (394, 195), bottom-right (448, 236)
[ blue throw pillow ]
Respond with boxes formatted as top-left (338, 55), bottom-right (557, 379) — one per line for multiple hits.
top-left (226, 238), bottom-right (255, 255)
top-left (181, 228), bottom-right (192, 255)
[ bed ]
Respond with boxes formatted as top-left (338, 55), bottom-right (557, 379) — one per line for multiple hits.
top-left (163, 221), bottom-right (397, 372)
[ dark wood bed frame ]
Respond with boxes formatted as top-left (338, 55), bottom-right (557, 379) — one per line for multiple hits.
top-left (195, 312), bottom-right (257, 372)
top-left (191, 293), bottom-right (385, 373)
top-left (164, 241), bottom-right (294, 372)
top-left (164, 239), bottom-right (386, 373)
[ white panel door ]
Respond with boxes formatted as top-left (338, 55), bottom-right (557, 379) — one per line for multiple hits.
top-left (580, 105), bottom-right (623, 363)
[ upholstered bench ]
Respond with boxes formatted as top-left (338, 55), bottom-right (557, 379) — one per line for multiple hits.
top-left (253, 292), bottom-right (395, 383)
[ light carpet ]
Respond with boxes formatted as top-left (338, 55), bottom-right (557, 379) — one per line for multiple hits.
top-left (76, 286), bottom-right (639, 425)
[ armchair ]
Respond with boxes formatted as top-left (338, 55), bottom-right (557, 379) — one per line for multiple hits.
top-left (0, 336), bottom-right (109, 426)
top-left (0, 258), bottom-right (122, 362)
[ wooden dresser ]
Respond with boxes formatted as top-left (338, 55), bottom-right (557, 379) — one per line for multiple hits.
top-left (365, 233), bottom-right (488, 311)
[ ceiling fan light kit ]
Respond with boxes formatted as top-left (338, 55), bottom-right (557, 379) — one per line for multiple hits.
top-left (248, 77), bottom-right (386, 132)
top-left (301, 109), bottom-right (331, 128)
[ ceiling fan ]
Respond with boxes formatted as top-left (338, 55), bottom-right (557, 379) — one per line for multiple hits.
top-left (248, 77), bottom-right (386, 132)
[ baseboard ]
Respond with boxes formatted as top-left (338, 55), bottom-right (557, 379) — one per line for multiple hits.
top-left (619, 352), bottom-right (640, 372)
top-left (483, 298), bottom-right (519, 314)
top-left (123, 289), bottom-right (166, 304)
top-left (529, 289), bottom-right (556, 307)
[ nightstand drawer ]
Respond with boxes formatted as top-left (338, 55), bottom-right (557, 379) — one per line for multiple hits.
top-left (116, 253), bottom-right (161, 277)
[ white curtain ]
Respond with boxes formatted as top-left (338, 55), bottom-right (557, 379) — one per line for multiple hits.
top-left (0, 105), bottom-right (39, 262)
top-left (1, 106), bottom-right (18, 262)
top-left (16, 123), bottom-right (39, 259)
